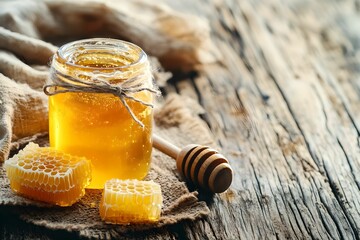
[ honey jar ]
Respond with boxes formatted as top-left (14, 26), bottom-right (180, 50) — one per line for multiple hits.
top-left (46, 39), bottom-right (156, 189)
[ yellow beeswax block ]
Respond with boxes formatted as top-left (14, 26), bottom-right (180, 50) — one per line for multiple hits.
top-left (4, 143), bottom-right (91, 206)
top-left (99, 179), bottom-right (163, 224)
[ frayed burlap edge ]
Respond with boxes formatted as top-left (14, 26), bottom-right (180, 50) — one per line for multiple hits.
top-left (0, 94), bottom-right (215, 239)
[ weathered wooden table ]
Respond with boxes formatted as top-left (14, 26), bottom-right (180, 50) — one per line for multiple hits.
top-left (1, 0), bottom-right (360, 239)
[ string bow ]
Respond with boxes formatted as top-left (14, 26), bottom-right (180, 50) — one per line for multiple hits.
top-left (43, 69), bottom-right (160, 128)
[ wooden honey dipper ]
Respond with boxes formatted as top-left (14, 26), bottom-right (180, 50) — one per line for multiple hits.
top-left (152, 134), bottom-right (233, 193)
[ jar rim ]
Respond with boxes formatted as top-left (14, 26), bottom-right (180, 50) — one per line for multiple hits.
top-left (56, 38), bottom-right (147, 71)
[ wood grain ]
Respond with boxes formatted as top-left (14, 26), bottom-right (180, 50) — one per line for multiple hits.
top-left (1, 0), bottom-right (360, 239)
top-left (164, 0), bottom-right (360, 239)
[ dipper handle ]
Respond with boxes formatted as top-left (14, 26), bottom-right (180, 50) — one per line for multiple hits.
top-left (152, 134), bottom-right (233, 193)
top-left (152, 134), bottom-right (180, 159)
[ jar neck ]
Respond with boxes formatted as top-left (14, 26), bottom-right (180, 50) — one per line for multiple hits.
top-left (52, 38), bottom-right (150, 85)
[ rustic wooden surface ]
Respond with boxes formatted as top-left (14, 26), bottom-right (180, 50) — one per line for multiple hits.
top-left (1, 0), bottom-right (360, 239)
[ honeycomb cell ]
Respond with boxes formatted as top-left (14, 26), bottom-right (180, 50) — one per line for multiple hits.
top-left (99, 179), bottom-right (162, 224)
top-left (4, 142), bottom-right (91, 206)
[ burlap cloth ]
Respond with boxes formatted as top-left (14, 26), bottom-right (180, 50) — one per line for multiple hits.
top-left (0, 0), bottom-right (221, 239)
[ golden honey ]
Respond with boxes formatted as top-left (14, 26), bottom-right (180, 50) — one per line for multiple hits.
top-left (48, 39), bottom-right (154, 189)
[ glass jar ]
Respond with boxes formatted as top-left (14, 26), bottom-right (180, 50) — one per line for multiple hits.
top-left (48, 38), bottom-right (154, 189)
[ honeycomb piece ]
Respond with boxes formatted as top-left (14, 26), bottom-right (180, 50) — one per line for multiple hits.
top-left (99, 179), bottom-right (162, 224)
top-left (4, 142), bottom-right (91, 206)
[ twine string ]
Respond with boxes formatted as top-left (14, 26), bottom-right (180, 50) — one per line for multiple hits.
top-left (43, 69), bottom-right (160, 128)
